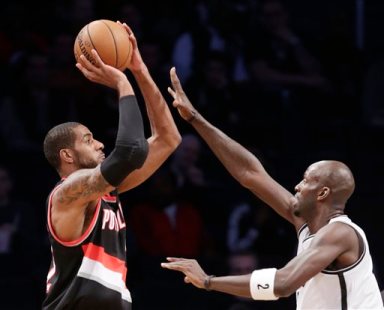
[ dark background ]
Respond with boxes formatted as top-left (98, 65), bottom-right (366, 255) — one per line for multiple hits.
top-left (0, 0), bottom-right (384, 309)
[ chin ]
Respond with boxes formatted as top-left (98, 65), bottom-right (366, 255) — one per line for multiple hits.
top-left (80, 161), bottom-right (99, 169)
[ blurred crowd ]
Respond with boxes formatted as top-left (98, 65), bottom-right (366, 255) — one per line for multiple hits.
top-left (1, 0), bottom-right (384, 309)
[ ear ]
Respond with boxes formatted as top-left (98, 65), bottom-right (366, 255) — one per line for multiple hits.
top-left (59, 149), bottom-right (74, 164)
top-left (318, 187), bottom-right (330, 201)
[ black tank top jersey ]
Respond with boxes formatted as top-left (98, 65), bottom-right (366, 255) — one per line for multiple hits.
top-left (43, 180), bottom-right (132, 310)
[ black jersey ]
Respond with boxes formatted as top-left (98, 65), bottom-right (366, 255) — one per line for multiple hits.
top-left (43, 180), bottom-right (132, 310)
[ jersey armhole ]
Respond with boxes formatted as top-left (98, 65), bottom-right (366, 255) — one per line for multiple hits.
top-left (47, 185), bottom-right (102, 247)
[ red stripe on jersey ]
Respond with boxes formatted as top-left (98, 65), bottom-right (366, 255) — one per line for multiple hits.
top-left (82, 243), bottom-right (127, 282)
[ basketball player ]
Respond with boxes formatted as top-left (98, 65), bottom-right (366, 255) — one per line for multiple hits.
top-left (42, 24), bottom-right (181, 309)
top-left (161, 68), bottom-right (384, 309)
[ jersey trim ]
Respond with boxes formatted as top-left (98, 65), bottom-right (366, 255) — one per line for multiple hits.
top-left (297, 223), bottom-right (307, 237)
top-left (322, 222), bottom-right (366, 274)
top-left (46, 247), bottom-right (56, 293)
top-left (47, 183), bottom-right (102, 246)
top-left (338, 273), bottom-right (347, 310)
top-left (102, 193), bottom-right (117, 203)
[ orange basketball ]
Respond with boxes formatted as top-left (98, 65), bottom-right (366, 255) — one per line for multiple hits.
top-left (74, 19), bottom-right (132, 71)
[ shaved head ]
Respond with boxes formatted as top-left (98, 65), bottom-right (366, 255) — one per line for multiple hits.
top-left (307, 160), bottom-right (355, 205)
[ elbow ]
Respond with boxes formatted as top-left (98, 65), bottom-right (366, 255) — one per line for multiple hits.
top-left (100, 138), bottom-right (149, 187)
top-left (131, 138), bottom-right (149, 169)
top-left (162, 131), bottom-right (182, 152)
top-left (238, 171), bottom-right (258, 189)
top-left (172, 132), bottom-right (182, 149)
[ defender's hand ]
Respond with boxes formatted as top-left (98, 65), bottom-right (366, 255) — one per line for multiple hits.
top-left (161, 257), bottom-right (208, 289)
top-left (168, 67), bottom-right (198, 122)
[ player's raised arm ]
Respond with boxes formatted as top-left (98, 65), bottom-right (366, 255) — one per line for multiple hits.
top-left (113, 22), bottom-right (181, 193)
top-left (168, 67), bottom-right (299, 228)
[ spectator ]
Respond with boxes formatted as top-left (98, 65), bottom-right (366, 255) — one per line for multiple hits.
top-left (127, 166), bottom-right (206, 310)
top-left (244, 0), bottom-right (331, 126)
top-left (129, 166), bottom-right (205, 258)
top-left (169, 133), bottom-right (206, 190)
top-left (171, 1), bottom-right (230, 84)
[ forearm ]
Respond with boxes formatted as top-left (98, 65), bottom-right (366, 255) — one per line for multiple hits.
top-left (101, 95), bottom-right (148, 186)
top-left (132, 66), bottom-right (180, 145)
top-left (207, 274), bottom-right (253, 298)
top-left (190, 112), bottom-right (264, 185)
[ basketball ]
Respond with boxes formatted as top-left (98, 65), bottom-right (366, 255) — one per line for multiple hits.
top-left (74, 19), bottom-right (133, 71)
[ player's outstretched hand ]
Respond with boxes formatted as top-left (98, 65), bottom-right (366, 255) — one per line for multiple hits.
top-left (168, 67), bottom-right (198, 122)
top-left (161, 257), bottom-right (208, 289)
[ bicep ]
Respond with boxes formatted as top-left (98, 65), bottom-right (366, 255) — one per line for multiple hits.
top-left (50, 167), bottom-right (113, 241)
top-left (53, 166), bottom-right (113, 208)
top-left (276, 231), bottom-right (348, 296)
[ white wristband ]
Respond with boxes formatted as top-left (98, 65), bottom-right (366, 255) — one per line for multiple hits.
top-left (250, 268), bottom-right (279, 300)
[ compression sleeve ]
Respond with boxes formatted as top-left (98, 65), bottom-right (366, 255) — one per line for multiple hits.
top-left (100, 95), bottom-right (149, 187)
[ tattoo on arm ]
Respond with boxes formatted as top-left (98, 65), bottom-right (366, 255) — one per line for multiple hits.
top-left (57, 169), bottom-right (111, 205)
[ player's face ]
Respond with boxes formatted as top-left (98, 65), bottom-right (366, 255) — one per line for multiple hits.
top-left (292, 165), bottom-right (320, 218)
top-left (72, 125), bottom-right (105, 169)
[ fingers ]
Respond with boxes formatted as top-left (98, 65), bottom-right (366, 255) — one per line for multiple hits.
top-left (116, 20), bottom-right (132, 36)
top-left (117, 20), bottom-right (130, 33)
top-left (124, 23), bottom-right (138, 50)
top-left (78, 54), bottom-right (93, 70)
top-left (168, 67), bottom-right (181, 99)
top-left (170, 67), bottom-right (182, 90)
top-left (161, 257), bottom-right (191, 270)
top-left (168, 86), bottom-right (176, 99)
top-left (90, 49), bottom-right (105, 67)
top-left (123, 23), bottom-right (133, 35)
top-left (78, 50), bottom-right (103, 72)
top-left (161, 262), bottom-right (182, 271)
top-left (76, 56), bottom-right (94, 77)
top-left (117, 21), bottom-right (137, 50)
top-left (166, 257), bottom-right (187, 262)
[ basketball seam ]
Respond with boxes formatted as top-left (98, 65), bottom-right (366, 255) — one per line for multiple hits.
top-left (101, 20), bottom-right (118, 68)
top-left (86, 24), bottom-right (96, 57)
top-left (119, 44), bottom-right (131, 70)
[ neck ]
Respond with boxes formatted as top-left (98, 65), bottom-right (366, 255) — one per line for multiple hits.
top-left (307, 211), bottom-right (345, 234)
top-left (328, 211), bottom-right (345, 221)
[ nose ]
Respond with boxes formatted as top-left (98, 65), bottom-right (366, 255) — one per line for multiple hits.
top-left (95, 139), bottom-right (104, 150)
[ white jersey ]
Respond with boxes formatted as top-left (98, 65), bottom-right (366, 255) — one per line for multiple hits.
top-left (296, 215), bottom-right (383, 310)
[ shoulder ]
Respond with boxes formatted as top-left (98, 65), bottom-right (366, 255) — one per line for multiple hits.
top-left (315, 220), bottom-right (357, 247)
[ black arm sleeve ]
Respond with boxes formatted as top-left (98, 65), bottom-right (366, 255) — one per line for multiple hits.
top-left (100, 95), bottom-right (149, 187)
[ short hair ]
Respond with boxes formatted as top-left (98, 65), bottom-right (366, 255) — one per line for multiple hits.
top-left (43, 122), bottom-right (81, 171)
